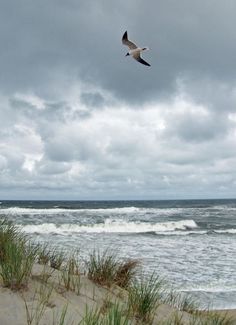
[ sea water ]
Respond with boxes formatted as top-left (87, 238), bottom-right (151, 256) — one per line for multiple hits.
top-left (0, 199), bottom-right (236, 309)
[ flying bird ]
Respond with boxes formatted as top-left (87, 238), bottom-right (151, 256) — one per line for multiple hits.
top-left (122, 31), bottom-right (150, 67)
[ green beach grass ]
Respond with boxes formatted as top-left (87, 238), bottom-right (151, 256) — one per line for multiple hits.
top-left (87, 249), bottom-right (139, 289)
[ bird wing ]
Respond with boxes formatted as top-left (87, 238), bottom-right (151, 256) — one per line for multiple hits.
top-left (133, 52), bottom-right (151, 66)
top-left (122, 31), bottom-right (137, 49)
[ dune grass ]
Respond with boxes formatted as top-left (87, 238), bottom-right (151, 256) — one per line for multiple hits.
top-left (37, 243), bottom-right (52, 265)
top-left (79, 302), bottom-right (131, 325)
top-left (54, 304), bottom-right (70, 325)
top-left (196, 311), bottom-right (234, 325)
top-left (114, 259), bottom-right (140, 289)
top-left (0, 219), bottom-right (37, 290)
top-left (79, 306), bottom-right (101, 325)
top-left (164, 289), bottom-right (200, 314)
top-left (103, 302), bottom-right (131, 325)
top-left (49, 249), bottom-right (66, 270)
top-left (37, 243), bottom-right (66, 271)
top-left (59, 252), bottom-right (81, 294)
top-left (87, 249), bottom-right (139, 288)
top-left (87, 250), bottom-right (119, 287)
top-left (128, 272), bottom-right (165, 323)
top-left (24, 282), bottom-right (54, 325)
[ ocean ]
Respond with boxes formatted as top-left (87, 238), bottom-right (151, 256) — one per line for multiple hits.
top-left (0, 199), bottom-right (236, 310)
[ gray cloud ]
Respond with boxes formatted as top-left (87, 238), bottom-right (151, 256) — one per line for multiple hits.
top-left (1, 0), bottom-right (236, 103)
top-left (1, 0), bottom-right (236, 199)
top-left (164, 109), bottom-right (232, 143)
top-left (80, 92), bottom-right (105, 108)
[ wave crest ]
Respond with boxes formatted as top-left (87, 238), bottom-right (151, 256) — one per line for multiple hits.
top-left (21, 219), bottom-right (198, 235)
top-left (0, 206), bottom-right (140, 215)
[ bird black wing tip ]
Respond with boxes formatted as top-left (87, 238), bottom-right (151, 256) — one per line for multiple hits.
top-left (136, 57), bottom-right (151, 67)
top-left (122, 31), bottom-right (128, 40)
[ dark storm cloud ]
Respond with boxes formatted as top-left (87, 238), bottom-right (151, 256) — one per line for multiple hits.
top-left (1, 0), bottom-right (236, 199)
top-left (1, 0), bottom-right (236, 103)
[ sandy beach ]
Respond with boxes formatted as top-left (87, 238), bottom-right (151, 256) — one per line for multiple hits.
top-left (0, 263), bottom-right (236, 325)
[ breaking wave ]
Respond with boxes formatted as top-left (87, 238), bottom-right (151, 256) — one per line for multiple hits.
top-left (1, 206), bottom-right (141, 215)
top-left (21, 219), bottom-right (198, 235)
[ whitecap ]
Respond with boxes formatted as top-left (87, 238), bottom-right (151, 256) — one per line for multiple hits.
top-left (215, 229), bottom-right (236, 234)
top-left (0, 206), bottom-right (141, 215)
top-left (21, 219), bottom-right (198, 235)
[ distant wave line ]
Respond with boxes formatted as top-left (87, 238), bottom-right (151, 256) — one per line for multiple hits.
top-left (0, 206), bottom-right (191, 217)
top-left (0, 206), bottom-right (141, 214)
top-left (1, 205), bottom-right (236, 216)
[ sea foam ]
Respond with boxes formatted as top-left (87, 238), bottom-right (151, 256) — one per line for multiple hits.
top-left (21, 219), bottom-right (198, 235)
top-left (0, 206), bottom-right (140, 215)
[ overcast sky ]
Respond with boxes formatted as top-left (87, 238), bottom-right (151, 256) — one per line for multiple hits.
top-left (0, 0), bottom-right (236, 200)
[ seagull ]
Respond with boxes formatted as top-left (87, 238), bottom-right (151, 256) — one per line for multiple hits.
top-left (122, 31), bottom-right (151, 67)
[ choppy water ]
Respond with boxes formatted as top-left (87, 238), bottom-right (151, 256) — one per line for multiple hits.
top-left (1, 199), bottom-right (236, 309)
